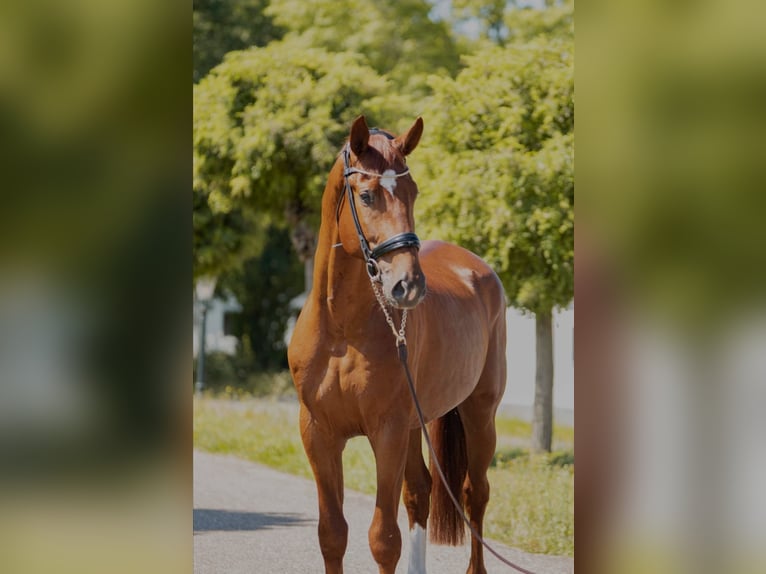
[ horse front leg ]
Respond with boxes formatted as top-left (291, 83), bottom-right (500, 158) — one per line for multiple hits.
top-left (300, 405), bottom-right (348, 574)
top-left (367, 419), bottom-right (409, 574)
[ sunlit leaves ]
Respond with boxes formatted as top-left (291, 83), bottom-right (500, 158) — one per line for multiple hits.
top-left (193, 0), bottom-right (283, 82)
top-left (193, 39), bottom-right (390, 275)
top-left (265, 0), bottom-right (460, 91)
top-left (414, 9), bottom-right (573, 314)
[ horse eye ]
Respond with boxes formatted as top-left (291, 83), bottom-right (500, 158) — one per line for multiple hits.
top-left (359, 191), bottom-right (373, 206)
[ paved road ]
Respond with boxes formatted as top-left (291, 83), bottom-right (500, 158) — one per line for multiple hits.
top-left (194, 450), bottom-right (573, 574)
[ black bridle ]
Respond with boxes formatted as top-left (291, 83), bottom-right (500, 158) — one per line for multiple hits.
top-left (336, 131), bottom-right (420, 280)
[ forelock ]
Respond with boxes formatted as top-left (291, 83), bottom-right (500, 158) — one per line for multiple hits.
top-left (362, 132), bottom-right (405, 172)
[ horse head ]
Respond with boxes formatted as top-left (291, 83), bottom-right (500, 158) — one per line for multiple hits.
top-left (336, 115), bottom-right (426, 309)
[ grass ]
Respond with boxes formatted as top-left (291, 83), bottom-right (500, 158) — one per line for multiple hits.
top-left (194, 395), bottom-right (573, 557)
top-left (485, 458), bottom-right (574, 556)
top-left (495, 416), bottom-right (575, 448)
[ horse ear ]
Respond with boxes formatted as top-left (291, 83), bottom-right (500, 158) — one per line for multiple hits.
top-left (349, 115), bottom-right (370, 156)
top-left (394, 117), bottom-right (424, 156)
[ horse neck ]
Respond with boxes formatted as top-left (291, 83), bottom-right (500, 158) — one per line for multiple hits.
top-left (310, 166), bottom-right (376, 332)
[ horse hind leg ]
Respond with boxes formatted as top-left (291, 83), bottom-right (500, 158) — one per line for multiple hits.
top-left (456, 401), bottom-right (497, 574)
top-left (300, 405), bottom-right (348, 574)
top-left (457, 322), bottom-right (506, 574)
top-left (402, 428), bottom-right (431, 574)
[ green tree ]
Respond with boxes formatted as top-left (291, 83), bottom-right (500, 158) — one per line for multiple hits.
top-left (193, 0), bottom-right (283, 82)
top-left (193, 38), bottom-right (396, 280)
top-left (265, 0), bottom-right (461, 92)
top-left (415, 10), bottom-right (573, 451)
top-left (219, 224), bottom-right (304, 371)
top-left (449, 0), bottom-right (573, 46)
top-left (503, 0), bottom-right (573, 44)
top-left (451, 0), bottom-right (508, 44)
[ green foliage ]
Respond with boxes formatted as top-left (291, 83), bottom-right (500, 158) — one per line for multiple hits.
top-left (548, 449), bottom-right (575, 467)
top-left (193, 38), bottom-right (393, 275)
top-left (194, 224), bottom-right (302, 381)
top-left (265, 0), bottom-right (460, 91)
top-left (192, 1), bottom-right (469, 279)
top-left (193, 351), bottom-right (250, 391)
top-left (450, 0), bottom-right (573, 46)
top-left (193, 0), bottom-right (283, 82)
top-left (504, 1), bottom-right (574, 45)
top-left (414, 17), bottom-right (574, 314)
top-left (451, 0), bottom-right (508, 43)
top-left (218, 223), bottom-right (304, 370)
top-left (193, 193), bottom-right (265, 279)
top-left (491, 446), bottom-right (527, 466)
top-left (193, 362), bottom-right (296, 397)
top-left (492, 447), bottom-right (574, 468)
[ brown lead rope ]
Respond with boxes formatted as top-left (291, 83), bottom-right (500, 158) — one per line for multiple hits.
top-left (370, 279), bottom-right (535, 574)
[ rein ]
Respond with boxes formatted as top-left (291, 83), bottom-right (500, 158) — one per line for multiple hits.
top-left (338, 138), bottom-right (535, 574)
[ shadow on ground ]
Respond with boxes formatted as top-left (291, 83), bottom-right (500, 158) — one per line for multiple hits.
top-left (194, 509), bottom-right (315, 533)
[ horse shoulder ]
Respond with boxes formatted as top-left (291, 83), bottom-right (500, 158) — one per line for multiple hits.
top-left (420, 240), bottom-right (505, 319)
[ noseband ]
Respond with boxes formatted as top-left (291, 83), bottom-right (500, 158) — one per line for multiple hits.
top-left (336, 130), bottom-right (421, 279)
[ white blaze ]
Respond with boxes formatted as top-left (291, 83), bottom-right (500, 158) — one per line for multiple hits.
top-left (379, 169), bottom-right (398, 196)
top-left (407, 524), bottom-right (427, 574)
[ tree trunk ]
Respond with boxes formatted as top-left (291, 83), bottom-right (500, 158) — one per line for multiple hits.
top-left (284, 202), bottom-right (317, 262)
top-left (283, 202), bottom-right (317, 296)
top-left (532, 311), bottom-right (554, 452)
top-left (304, 256), bottom-right (313, 294)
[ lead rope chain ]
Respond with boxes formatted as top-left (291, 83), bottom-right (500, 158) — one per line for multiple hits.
top-left (369, 277), bottom-right (535, 574)
top-left (369, 278), bottom-right (407, 345)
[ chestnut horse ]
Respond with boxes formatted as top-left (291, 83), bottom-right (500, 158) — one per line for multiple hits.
top-left (288, 116), bottom-right (507, 574)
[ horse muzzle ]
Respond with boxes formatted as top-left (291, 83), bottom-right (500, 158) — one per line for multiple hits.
top-left (387, 271), bottom-right (426, 309)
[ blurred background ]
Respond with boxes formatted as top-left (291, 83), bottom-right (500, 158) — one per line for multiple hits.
top-left (578, 0), bottom-right (766, 572)
top-left (0, 0), bottom-right (190, 572)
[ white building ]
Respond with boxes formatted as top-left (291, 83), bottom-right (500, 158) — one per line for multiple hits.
top-left (192, 292), bottom-right (242, 357)
top-left (502, 304), bottom-right (574, 425)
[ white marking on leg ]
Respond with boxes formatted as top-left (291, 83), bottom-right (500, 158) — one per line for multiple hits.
top-left (379, 169), bottom-right (398, 196)
top-left (407, 524), bottom-right (427, 574)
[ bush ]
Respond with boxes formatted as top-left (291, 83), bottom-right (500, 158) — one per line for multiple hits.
top-left (548, 449), bottom-right (574, 467)
top-left (492, 447), bottom-right (574, 469)
top-left (193, 351), bottom-right (245, 389)
top-left (192, 350), bottom-right (295, 397)
top-left (491, 447), bottom-right (528, 467)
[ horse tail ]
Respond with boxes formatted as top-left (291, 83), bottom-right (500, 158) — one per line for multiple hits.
top-left (428, 407), bottom-right (467, 545)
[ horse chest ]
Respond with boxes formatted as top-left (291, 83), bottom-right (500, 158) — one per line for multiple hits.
top-left (297, 344), bottom-right (407, 424)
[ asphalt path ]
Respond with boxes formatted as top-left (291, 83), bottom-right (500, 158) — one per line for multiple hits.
top-left (193, 450), bottom-right (573, 574)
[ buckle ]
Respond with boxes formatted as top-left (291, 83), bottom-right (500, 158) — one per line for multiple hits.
top-left (366, 259), bottom-right (381, 280)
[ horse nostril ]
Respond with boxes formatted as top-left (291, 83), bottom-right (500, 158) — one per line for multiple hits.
top-left (392, 279), bottom-right (407, 300)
